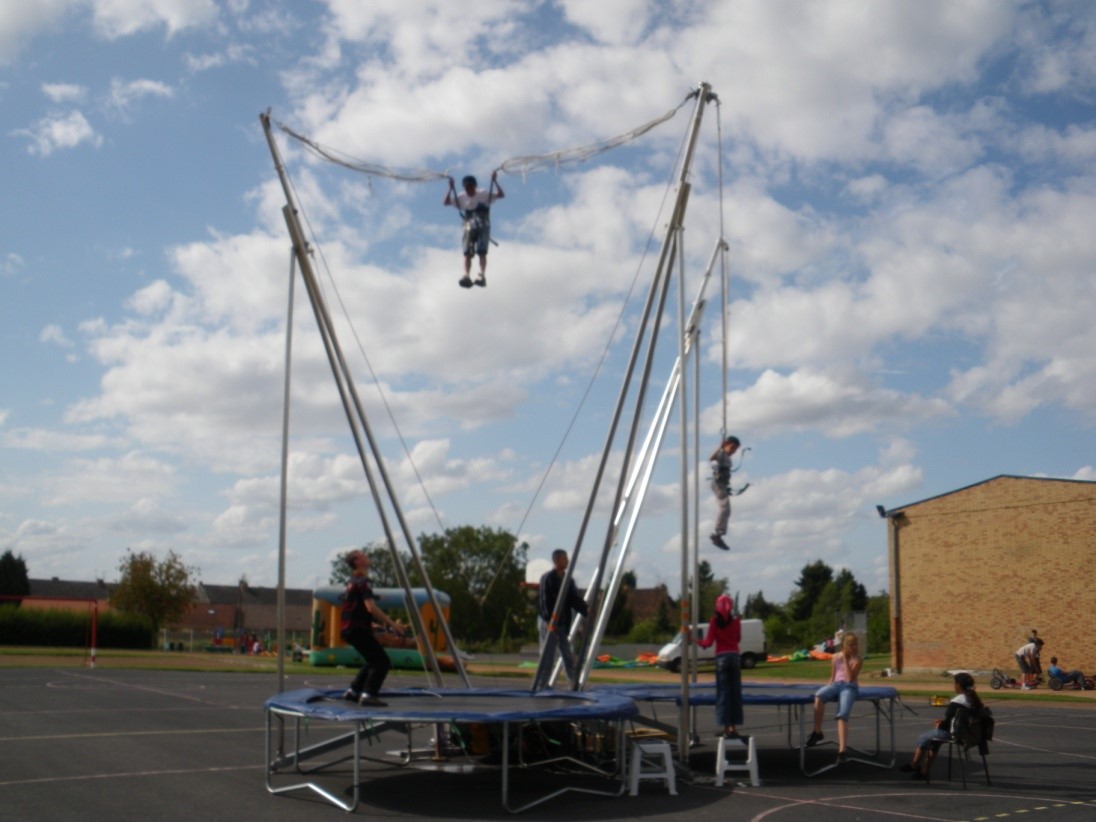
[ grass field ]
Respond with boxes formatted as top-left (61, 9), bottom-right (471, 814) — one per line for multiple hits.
top-left (3, 645), bottom-right (1093, 705)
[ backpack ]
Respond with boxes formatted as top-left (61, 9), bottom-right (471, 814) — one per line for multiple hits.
top-left (954, 704), bottom-right (993, 755)
top-left (979, 706), bottom-right (995, 742)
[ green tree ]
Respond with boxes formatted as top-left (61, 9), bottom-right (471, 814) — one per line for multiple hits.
top-left (790, 560), bottom-right (834, 621)
top-left (418, 526), bottom-right (533, 645)
top-left (833, 568), bottom-right (869, 612)
top-left (329, 542), bottom-right (416, 588)
top-left (0, 549), bottom-right (31, 603)
top-left (605, 569), bottom-right (635, 637)
top-left (695, 560), bottom-right (728, 621)
top-left (866, 591), bottom-right (891, 653)
top-left (109, 549), bottom-right (198, 638)
top-left (743, 590), bottom-right (781, 621)
top-left (654, 593), bottom-right (674, 634)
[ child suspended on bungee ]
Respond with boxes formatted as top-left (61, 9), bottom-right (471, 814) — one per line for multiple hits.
top-left (444, 172), bottom-right (504, 288)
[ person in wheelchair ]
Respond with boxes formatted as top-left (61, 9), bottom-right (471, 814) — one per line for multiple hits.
top-left (900, 672), bottom-right (984, 779)
top-left (1047, 656), bottom-right (1089, 690)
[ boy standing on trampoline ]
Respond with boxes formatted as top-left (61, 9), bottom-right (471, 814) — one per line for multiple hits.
top-left (444, 172), bottom-right (504, 288)
top-left (537, 549), bottom-right (588, 684)
top-left (340, 550), bottom-right (404, 706)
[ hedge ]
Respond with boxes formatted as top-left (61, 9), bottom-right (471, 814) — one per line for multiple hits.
top-left (0, 605), bottom-right (154, 649)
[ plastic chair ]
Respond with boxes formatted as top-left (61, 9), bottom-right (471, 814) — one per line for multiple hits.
top-left (926, 707), bottom-right (991, 788)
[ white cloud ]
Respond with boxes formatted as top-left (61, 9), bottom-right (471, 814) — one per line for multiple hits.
top-left (89, 0), bottom-right (219, 39)
top-left (43, 452), bottom-right (178, 507)
top-left (1, 428), bottom-right (112, 452)
top-left (40, 324), bottom-right (74, 348)
top-left (106, 77), bottom-right (173, 115)
top-left (2, 253), bottom-right (25, 276)
top-left (3, 0), bottom-right (1094, 599)
top-left (559, 0), bottom-right (657, 45)
top-left (14, 110), bottom-right (103, 156)
top-left (318, 0), bottom-right (519, 76)
top-left (42, 82), bottom-right (87, 103)
top-left (183, 41), bottom-right (255, 72)
top-left (722, 369), bottom-right (953, 439)
top-left (0, 0), bottom-right (70, 65)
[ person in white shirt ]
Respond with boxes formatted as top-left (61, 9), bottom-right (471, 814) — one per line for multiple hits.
top-left (444, 173), bottom-right (504, 288)
top-left (1015, 637), bottom-right (1043, 689)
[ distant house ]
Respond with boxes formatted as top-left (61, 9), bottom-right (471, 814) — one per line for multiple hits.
top-left (883, 475), bottom-right (1096, 673)
top-left (188, 582), bottom-right (314, 636)
top-left (523, 579), bottom-right (673, 624)
top-left (622, 584), bottom-right (674, 623)
top-left (25, 578), bottom-right (314, 640)
top-left (25, 578), bottom-right (114, 613)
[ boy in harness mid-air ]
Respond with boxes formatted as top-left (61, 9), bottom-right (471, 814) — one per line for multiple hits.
top-left (444, 172), bottom-right (504, 288)
top-left (709, 435), bottom-right (742, 551)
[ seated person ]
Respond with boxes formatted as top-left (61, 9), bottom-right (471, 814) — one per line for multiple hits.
top-left (900, 672), bottom-right (984, 779)
top-left (1047, 656), bottom-right (1088, 690)
top-left (806, 633), bottom-right (861, 760)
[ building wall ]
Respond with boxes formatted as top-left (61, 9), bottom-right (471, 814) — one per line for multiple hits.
top-left (889, 476), bottom-right (1096, 673)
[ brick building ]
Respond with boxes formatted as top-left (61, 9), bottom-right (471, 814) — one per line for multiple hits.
top-left (883, 475), bottom-right (1096, 674)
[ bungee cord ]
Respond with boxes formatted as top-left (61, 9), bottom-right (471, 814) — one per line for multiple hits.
top-left (275, 90), bottom-right (695, 182)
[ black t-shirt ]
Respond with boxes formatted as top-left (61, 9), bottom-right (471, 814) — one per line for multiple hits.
top-left (340, 575), bottom-right (375, 636)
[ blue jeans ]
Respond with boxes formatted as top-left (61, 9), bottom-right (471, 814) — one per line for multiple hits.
top-left (538, 618), bottom-right (577, 681)
top-left (814, 681), bottom-right (859, 720)
top-left (917, 727), bottom-right (949, 750)
top-left (715, 652), bottom-right (744, 728)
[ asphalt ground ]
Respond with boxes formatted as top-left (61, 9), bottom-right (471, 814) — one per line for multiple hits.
top-left (2, 665), bottom-right (1095, 821)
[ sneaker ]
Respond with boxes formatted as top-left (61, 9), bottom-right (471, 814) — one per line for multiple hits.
top-left (359, 694), bottom-right (387, 707)
top-left (899, 763), bottom-right (917, 773)
top-left (806, 731), bottom-right (824, 747)
top-left (474, 274), bottom-right (486, 287)
top-left (710, 533), bottom-right (730, 551)
top-left (1021, 684), bottom-right (1033, 690)
top-left (342, 689), bottom-right (360, 701)
top-left (837, 751), bottom-right (848, 763)
top-left (459, 276), bottom-right (473, 288)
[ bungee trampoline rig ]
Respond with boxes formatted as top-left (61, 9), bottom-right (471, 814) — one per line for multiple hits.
top-left (258, 80), bottom-right (805, 813)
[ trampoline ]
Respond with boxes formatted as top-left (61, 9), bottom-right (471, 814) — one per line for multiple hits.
top-left (598, 682), bottom-right (899, 777)
top-left (264, 686), bottom-right (639, 813)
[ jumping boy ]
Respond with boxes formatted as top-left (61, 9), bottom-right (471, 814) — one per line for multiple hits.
top-left (444, 172), bottom-right (504, 288)
top-left (709, 435), bottom-right (741, 550)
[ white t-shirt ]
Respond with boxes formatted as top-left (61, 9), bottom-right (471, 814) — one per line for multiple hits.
top-left (457, 189), bottom-right (494, 214)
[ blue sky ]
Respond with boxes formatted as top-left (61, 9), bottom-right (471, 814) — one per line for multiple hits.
top-left (2, 1), bottom-right (1094, 607)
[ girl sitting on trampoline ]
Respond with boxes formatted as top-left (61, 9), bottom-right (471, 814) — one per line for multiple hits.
top-left (806, 633), bottom-right (862, 760)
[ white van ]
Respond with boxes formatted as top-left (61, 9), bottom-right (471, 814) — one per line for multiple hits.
top-left (656, 619), bottom-right (767, 672)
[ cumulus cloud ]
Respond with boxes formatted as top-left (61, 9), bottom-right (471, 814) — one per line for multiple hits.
top-left (0, 0), bottom-right (70, 65)
top-left (2, 253), bottom-right (25, 276)
top-left (14, 110), bottom-right (102, 156)
top-left (42, 82), bottom-right (87, 103)
top-left (106, 77), bottom-right (173, 115)
top-left (2, 0), bottom-right (1094, 596)
top-left (89, 0), bottom-right (220, 39)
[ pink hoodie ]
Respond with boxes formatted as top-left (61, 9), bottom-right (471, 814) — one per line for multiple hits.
top-left (698, 594), bottom-right (741, 655)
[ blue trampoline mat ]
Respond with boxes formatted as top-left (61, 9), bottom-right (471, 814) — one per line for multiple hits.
top-left (595, 682), bottom-right (899, 706)
top-left (265, 686), bottom-right (640, 723)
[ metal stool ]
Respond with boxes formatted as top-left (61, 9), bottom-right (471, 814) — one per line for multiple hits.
top-left (715, 735), bottom-right (760, 787)
top-left (628, 739), bottom-right (677, 795)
